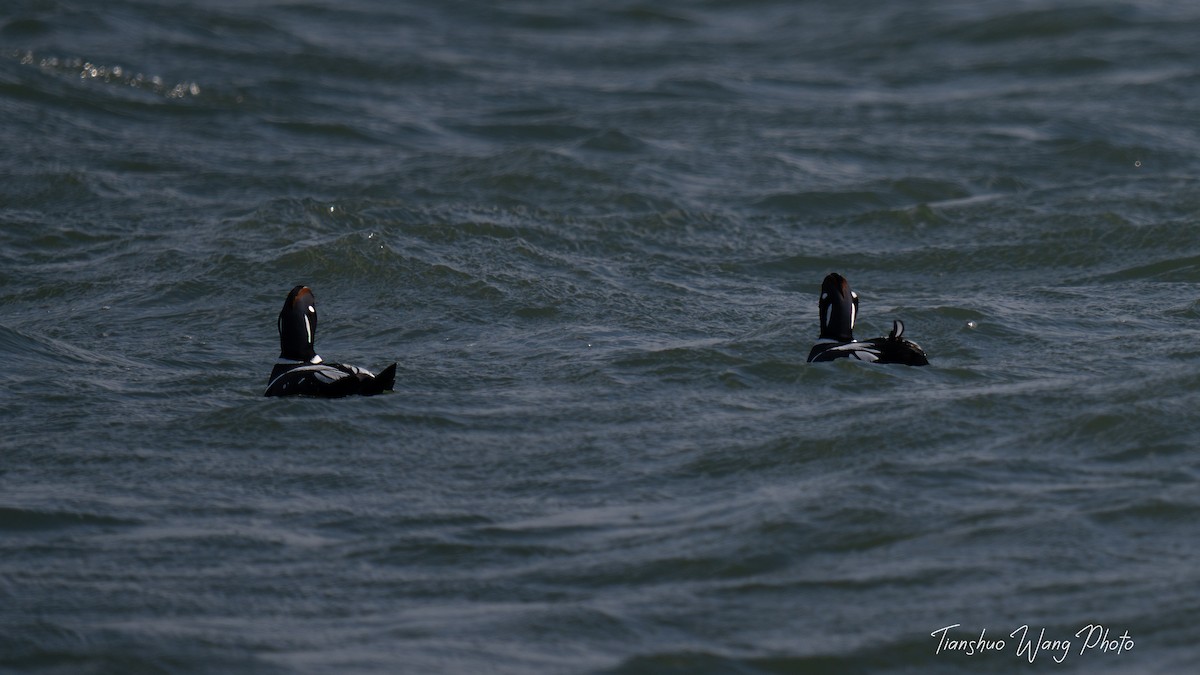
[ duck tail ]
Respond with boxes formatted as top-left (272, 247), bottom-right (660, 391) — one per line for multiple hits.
top-left (360, 363), bottom-right (396, 395)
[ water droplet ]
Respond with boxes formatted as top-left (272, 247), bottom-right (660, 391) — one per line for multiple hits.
top-left (1134, 160), bottom-right (1142, 168)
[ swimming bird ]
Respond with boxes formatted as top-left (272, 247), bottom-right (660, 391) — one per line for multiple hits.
top-left (806, 273), bottom-right (929, 365)
top-left (264, 285), bottom-right (397, 397)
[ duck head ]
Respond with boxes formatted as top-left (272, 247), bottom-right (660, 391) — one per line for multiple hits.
top-left (278, 285), bottom-right (318, 361)
top-left (817, 273), bottom-right (858, 342)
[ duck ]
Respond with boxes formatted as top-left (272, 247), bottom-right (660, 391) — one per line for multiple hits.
top-left (264, 285), bottom-right (397, 397)
top-left (806, 273), bottom-right (929, 366)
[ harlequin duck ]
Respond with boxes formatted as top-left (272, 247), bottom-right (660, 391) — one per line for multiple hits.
top-left (264, 285), bottom-right (397, 397)
top-left (806, 273), bottom-right (929, 366)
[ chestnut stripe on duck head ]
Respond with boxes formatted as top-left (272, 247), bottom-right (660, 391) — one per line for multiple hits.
top-left (278, 285), bottom-right (318, 362)
top-left (818, 272), bottom-right (858, 342)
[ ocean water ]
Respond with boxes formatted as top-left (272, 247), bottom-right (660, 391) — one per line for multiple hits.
top-left (2, 0), bottom-right (1200, 672)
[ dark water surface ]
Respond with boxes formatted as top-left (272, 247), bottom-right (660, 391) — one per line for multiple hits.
top-left (3, 1), bottom-right (1200, 672)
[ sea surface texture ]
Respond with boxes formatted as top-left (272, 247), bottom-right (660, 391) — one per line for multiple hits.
top-left (2, 1), bottom-right (1199, 673)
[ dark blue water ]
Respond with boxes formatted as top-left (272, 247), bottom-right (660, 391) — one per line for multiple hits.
top-left (3, 1), bottom-right (1200, 672)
